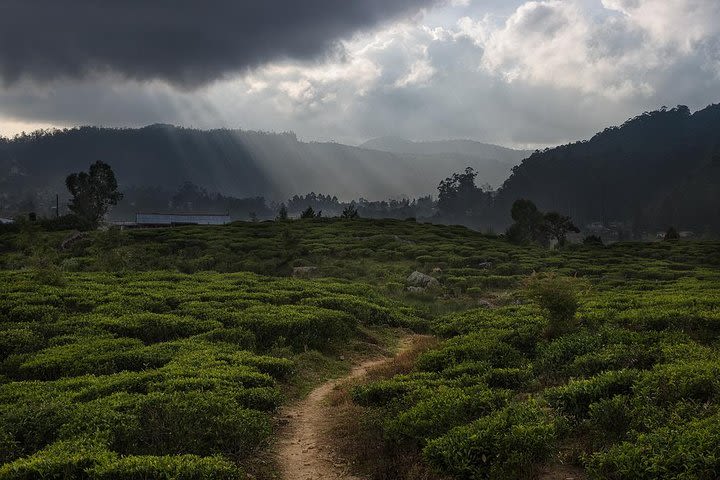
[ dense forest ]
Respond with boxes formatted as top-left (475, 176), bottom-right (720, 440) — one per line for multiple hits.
top-left (494, 104), bottom-right (720, 232)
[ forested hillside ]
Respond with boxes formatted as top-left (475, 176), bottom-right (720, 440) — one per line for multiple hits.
top-left (0, 125), bottom-right (526, 205)
top-left (494, 105), bottom-right (720, 232)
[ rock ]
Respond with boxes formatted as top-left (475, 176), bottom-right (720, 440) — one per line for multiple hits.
top-left (292, 266), bottom-right (318, 278)
top-left (60, 231), bottom-right (88, 251)
top-left (407, 286), bottom-right (426, 294)
top-left (406, 271), bottom-right (439, 289)
top-left (477, 261), bottom-right (493, 269)
top-left (393, 235), bottom-right (415, 245)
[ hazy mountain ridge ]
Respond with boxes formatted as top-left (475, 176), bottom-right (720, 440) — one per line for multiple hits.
top-left (0, 126), bottom-right (527, 202)
top-left (359, 136), bottom-right (531, 162)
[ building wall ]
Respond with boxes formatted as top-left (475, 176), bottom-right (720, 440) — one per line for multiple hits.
top-left (136, 213), bottom-right (230, 225)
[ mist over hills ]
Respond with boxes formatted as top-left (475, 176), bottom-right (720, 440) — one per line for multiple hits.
top-left (0, 126), bottom-right (528, 203)
top-left (359, 137), bottom-right (531, 162)
top-left (2, 103), bottom-right (719, 233)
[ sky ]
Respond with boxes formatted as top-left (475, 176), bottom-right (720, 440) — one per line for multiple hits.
top-left (1, 0), bottom-right (719, 148)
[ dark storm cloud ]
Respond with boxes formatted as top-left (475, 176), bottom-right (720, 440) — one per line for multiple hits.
top-left (0, 0), bottom-right (436, 87)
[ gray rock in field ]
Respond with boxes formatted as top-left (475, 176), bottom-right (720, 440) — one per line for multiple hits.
top-left (394, 235), bottom-right (415, 245)
top-left (406, 271), bottom-right (439, 289)
top-left (406, 286), bottom-right (427, 294)
top-left (477, 261), bottom-right (493, 269)
top-left (60, 231), bottom-right (88, 251)
top-left (292, 266), bottom-right (318, 278)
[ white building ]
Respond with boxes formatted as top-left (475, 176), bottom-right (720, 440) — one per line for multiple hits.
top-left (135, 212), bottom-right (230, 226)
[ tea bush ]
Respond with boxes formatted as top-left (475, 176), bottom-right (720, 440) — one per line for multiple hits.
top-left (2, 218), bottom-right (720, 479)
top-left (0, 267), bottom-right (418, 476)
top-left (423, 402), bottom-right (560, 480)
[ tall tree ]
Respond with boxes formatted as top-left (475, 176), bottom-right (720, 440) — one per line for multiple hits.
top-left (341, 204), bottom-right (359, 219)
top-left (276, 203), bottom-right (289, 220)
top-left (543, 212), bottom-right (580, 247)
top-left (300, 206), bottom-right (316, 219)
top-left (436, 167), bottom-right (494, 228)
top-left (65, 161), bottom-right (123, 225)
top-left (506, 199), bottom-right (546, 245)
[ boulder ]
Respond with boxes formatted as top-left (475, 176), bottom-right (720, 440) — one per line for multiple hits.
top-left (407, 286), bottom-right (427, 294)
top-left (292, 266), bottom-right (318, 278)
top-left (406, 271), bottom-right (439, 289)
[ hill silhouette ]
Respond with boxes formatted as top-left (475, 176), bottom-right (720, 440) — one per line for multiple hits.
top-left (0, 126), bottom-right (528, 203)
top-left (492, 104), bottom-right (720, 233)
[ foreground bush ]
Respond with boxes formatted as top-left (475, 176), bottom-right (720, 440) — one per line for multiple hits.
top-left (423, 402), bottom-right (560, 480)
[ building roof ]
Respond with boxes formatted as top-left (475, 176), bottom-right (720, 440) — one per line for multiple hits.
top-left (136, 212), bottom-right (230, 216)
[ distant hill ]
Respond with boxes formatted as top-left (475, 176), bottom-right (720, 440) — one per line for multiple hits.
top-left (360, 136), bottom-right (532, 162)
top-left (359, 137), bottom-right (530, 187)
top-left (0, 126), bottom-right (527, 206)
top-left (493, 104), bottom-right (720, 232)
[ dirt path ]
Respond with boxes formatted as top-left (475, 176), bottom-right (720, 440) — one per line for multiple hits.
top-left (276, 337), bottom-right (416, 480)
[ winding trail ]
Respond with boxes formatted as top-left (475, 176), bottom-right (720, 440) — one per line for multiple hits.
top-left (276, 337), bottom-right (416, 480)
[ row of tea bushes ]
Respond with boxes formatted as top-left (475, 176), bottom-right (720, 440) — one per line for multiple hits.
top-left (352, 255), bottom-right (720, 479)
top-left (3, 219), bottom-right (718, 301)
top-left (0, 269), bottom-right (418, 477)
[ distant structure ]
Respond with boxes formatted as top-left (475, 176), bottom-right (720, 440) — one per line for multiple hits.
top-left (135, 212), bottom-right (230, 226)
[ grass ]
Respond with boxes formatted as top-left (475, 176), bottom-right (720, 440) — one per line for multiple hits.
top-left (1, 218), bottom-right (720, 479)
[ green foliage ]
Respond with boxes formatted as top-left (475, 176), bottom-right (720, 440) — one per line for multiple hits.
top-left (506, 199), bottom-right (546, 246)
top-left (543, 212), bottom-right (580, 247)
top-left (0, 268), bottom-right (411, 475)
top-left (544, 370), bottom-right (640, 419)
top-left (66, 161), bottom-right (123, 226)
top-left (423, 402), bottom-right (559, 480)
top-left (0, 437), bottom-right (115, 480)
top-left (1, 215), bottom-right (720, 480)
top-left (526, 274), bottom-right (580, 337)
top-left (585, 412), bottom-right (720, 480)
top-left (341, 204), bottom-right (360, 219)
top-left (664, 226), bottom-right (680, 241)
top-left (583, 235), bottom-right (604, 246)
top-left (299, 206), bottom-right (317, 219)
top-left (91, 454), bottom-right (242, 480)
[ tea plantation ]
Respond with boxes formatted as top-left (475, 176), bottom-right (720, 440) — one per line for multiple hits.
top-left (1, 218), bottom-right (719, 479)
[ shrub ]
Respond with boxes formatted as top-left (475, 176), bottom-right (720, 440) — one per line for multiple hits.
top-left (15, 338), bottom-right (151, 380)
top-left (423, 402), bottom-right (559, 480)
top-left (583, 235), bottom-right (604, 246)
top-left (98, 313), bottom-right (222, 343)
top-left (90, 454), bottom-right (242, 479)
top-left (0, 437), bottom-right (115, 479)
top-left (385, 386), bottom-right (510, 444)
top-left (0, 329), bottom-right (44, 360)
top-left (633, 361), bottom-right (720, 405)
top-left (545, 369), bottom-right (640, 419)
top-left (587, 395), bottom-right (632, 445)
top-left (585, 412), bottom-right (720, 480)
top-left (236, 305), bottom-right (355, 351)
top-left (526, 274), bottom-right (580, 337)
top-left (195, 328), bottom-right (256, 349)
top-left (664, 227), bottom-right (680, 241)
top-left (134, 392), bottom-right (272, 458)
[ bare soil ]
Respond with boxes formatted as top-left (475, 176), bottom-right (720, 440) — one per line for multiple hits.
top-left (275, 336), bottom-right (422, 480)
